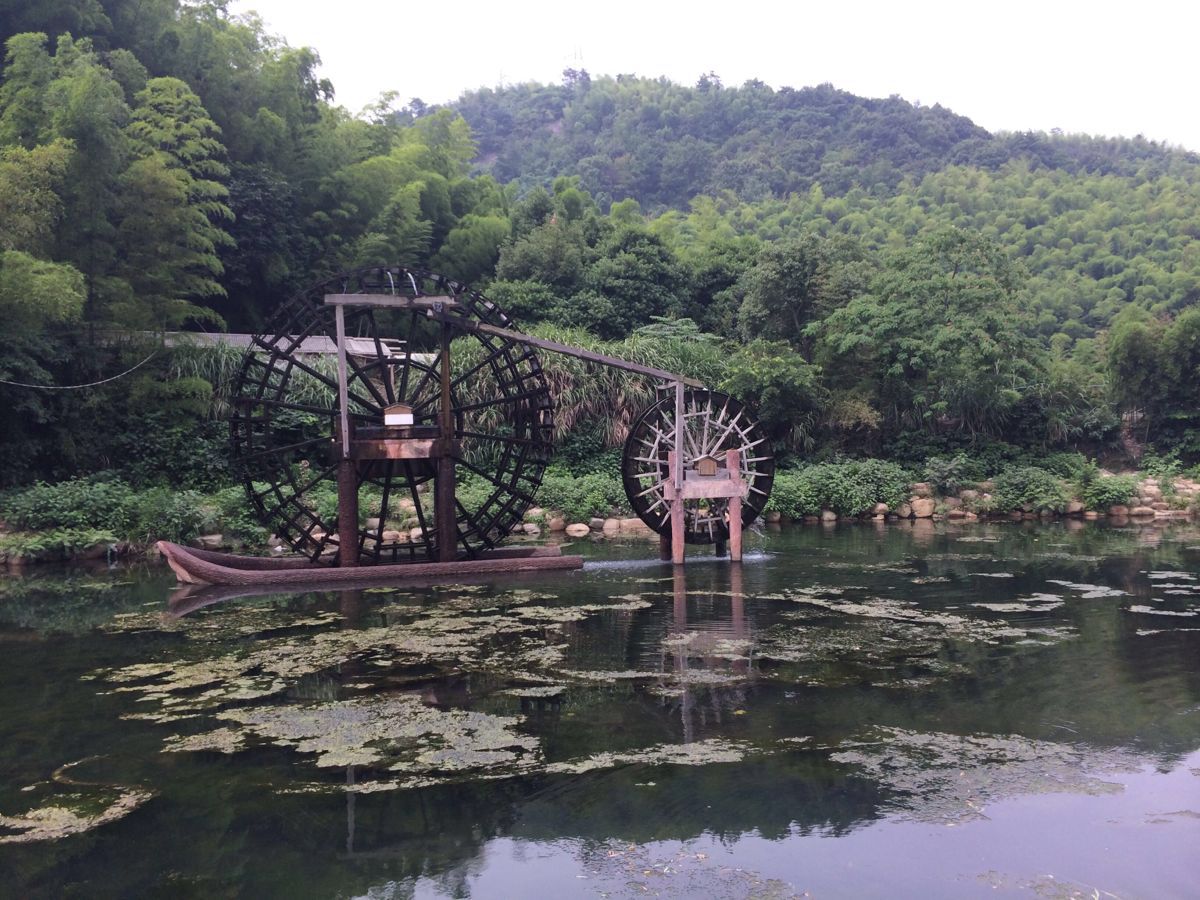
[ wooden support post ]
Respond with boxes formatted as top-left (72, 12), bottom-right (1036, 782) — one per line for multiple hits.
top-left (671, 381), bottom-right (686, 565)
top-left (334, 304), bottom-right (359, 568)
top-left (669, 449), bottom-right (685, 565)
top-left (337, 457), bottom-right (359, 568)
top-left (714, 538), bottom-right (726, 557)
top-left (659, 532), bottom-right (672, 561)
top-left (727, 448), bottom-right (743, 563)
top-left (435, 318), bottom-right (457, 562)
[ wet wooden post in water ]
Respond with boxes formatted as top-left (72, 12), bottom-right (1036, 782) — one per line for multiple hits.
top-left (727, 447), bottom-right (743, 563)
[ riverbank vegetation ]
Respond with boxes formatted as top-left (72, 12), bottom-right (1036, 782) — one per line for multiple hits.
top-left (3, 2), bottom-right (1200, 549)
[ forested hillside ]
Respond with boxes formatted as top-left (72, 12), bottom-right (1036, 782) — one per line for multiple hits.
top-left (1, 0), bottom-right (1198, 490)
top-left (456, 74), bottom-right (1193, 207)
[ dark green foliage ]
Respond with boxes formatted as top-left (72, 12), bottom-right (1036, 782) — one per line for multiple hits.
top-left (736, 233), bottom-right (869, 353)
top-left (0, 527), bottom-right (119, 559)
top-left (0, 475), bottom-right (136, 532)
top-left (458, 77), bottom-right (995, 207)
top-left (2, 9), bottom-right (1199, 493)
top-left (922, 455), bottom-right (972, 495)
top-left (762, 471), bottom-right (820, 518)
top-left (103, 410), bottom-right (231, 490)
top-left (719, 341), bottom-right (826, 448)
top-left (1080, 475), bottom-right (1137, 511)
top-left (551, 422), bottom-right (623, 476)
top-left (123, 485), bottom-right (208, 543)
top-left (1031, 452), bottom-right (1091, 481)
top-left (765, 461), bottom-right (912, 518)
top-left (991, 466), bottom-right (1069, 513)
top-left (821, 228), bottom-right (1039, 439)
top-left (535, 468), bottom-right (627, 521)
top-left (0, 475), bottom-right (265, 545)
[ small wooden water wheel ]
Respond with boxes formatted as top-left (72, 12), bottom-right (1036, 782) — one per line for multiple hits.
top-left (229, 266), bottom-right (554, 565)
top-left (621, 388), bottom-right (775, 554)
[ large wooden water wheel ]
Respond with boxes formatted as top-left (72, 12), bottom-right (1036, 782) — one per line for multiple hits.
top-left (229, 266), bottom-right (554, 565)
top-left (621, 388), bottom-right (775, 545)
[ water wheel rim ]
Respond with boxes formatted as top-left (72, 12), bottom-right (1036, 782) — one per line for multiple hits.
top-left (621, 389), bottom-right (775, 544)
top-left (229, 266), bottom-right (554, 565)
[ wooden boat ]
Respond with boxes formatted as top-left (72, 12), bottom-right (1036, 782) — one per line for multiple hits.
top-left (166, 564), bottom-right (570, 617)
top-left (156, 541), bottom-right (584, 587)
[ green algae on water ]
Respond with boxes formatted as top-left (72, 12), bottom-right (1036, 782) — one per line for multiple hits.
top-left (830, 727), bottom-right (1142, 824)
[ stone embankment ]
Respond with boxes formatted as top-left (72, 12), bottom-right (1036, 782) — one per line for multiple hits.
top-left (520, 507), bottom-right (657, 541)
top-left (771, 475), bottom-right (1199, 525)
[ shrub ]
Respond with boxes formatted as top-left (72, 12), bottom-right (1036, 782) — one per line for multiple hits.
top-left (0, 528), bottom-right (118, 559)
top-left (1033, 451), bottom-right (1091, 481)
top-left (766, 460), bottom-right (911, 517)
top-left (992, 466), bottom-right (1069, 513)
top-left (1080, 475), bottom-right (1137, 511)
top-left (536, 468), bottom-right (627, 521)
top-left (126, 488), bottom-right (208, 543)
top-left (1140, 452), bottom-right (1181, 498)
top-left (923, 455), bottom-right (971, 494)
top-left (207, 485), bottom-right (270, 543)
top-left (763, 471), bottom-right (820, 518)
top-left (552, 422), bottom-right (623, 476)
top-left (0, 476), bottom-right (137, 533)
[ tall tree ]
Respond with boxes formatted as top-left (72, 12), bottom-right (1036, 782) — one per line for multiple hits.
top-left (0, 32), bottom-right (56, 147)
top-left (115, 76), bottom-right (233, 326)
top-left (737, 232), bottom-right (871, 354)
top-left (0, 138), bottom-right (73, 254)
top-left (42, 34), bottom-right (131, 317)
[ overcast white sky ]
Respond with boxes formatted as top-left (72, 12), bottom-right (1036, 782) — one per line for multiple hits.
top-left (230, 0), bottom-right (1200, 152)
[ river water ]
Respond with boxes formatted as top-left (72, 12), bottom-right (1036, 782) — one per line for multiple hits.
top-left (1, 520), bottom-right (1198, 898)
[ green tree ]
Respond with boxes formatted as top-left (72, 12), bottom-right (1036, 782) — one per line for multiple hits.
top-left (1105, 306), bottom-right (1168, 438)
top-left (581, 226), bottom-right (685, 338)
top-left (42, 34), bottom-right (131, 315)
top-left (821, 228), bottom-right (1038, 437)
top-left (111, 154), bottom-right (225, 328)
top-left (352, 182), bottom-right (433, 267)
top-left (737, 233), bottom-right (870, 354)
top-left (496, 218), bottom-right (589, 294)
top-left (0, 138), bottom-right (73, 254)
top-left (431, 214), bottom-right (510, 284)
top-left (0, 249), bottom-right (86, 332)
top-left (113, 76), bottom-right (233, 326)
top-left (0, 32), bottom-right (55, 147)
top-left (719, 339), bottom-right (827, 447)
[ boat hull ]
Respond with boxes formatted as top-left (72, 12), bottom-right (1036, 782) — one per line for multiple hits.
top-left (156, 541), bottom-right (583, 587)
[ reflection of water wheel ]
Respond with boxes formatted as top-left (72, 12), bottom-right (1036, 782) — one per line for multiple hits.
top-left (230, 266), bottom-right (553, 565)
top-left (622, 389), bottom-right (774, 544)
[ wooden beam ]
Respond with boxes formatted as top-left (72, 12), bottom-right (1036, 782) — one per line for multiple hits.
top-left (337, 459), bottom-right (359, 568)
top-left (324, 294), bottom-right (458, 309)
top-left (334, 303), bottom-right (359, 569)
top-left (451, 319), bottom-right (706, 388)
